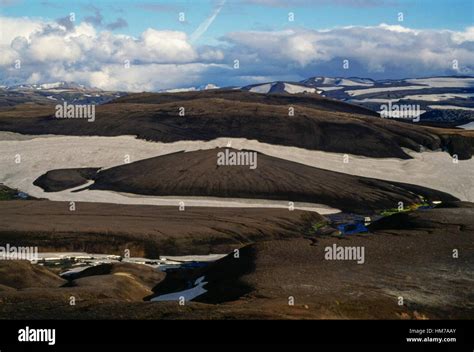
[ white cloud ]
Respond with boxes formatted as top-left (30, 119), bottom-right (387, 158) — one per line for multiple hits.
top-left (222, 25), bottom-right (474, 78)
top-left (0, 16), bottom-right (45, 45)
top-left (452, 26), bottom-right (474, 44)
top-left (49, 63), bottom-right (227, 92)
top-left (0, 16), bottom-right (215, 90)
top-left (0, 15), bottom-right (473, 91)
top-left (29, 35), bottom-right (82, 62)
top-left (378, 23), bottom-right (418, 34)
top-left (141, 29), bottom-right (197, 62)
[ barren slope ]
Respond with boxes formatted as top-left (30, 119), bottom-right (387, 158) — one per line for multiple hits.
top-left (77, 148), bottom-right (458, 213)
top-left (1, 90), bottom-right (472, 159)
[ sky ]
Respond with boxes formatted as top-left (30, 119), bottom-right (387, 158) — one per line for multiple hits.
top-left (0, 0), bottom-right (473, 91)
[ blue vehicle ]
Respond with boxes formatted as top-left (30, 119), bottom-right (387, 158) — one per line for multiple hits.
top-left (337, 222), bottom-right (368, 235)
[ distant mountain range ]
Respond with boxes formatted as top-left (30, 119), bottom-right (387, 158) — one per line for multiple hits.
top-left (0, 81), bottom-right (126, 106)
top-left (6, 81), bottom-right (90, 91)
top-left (2, 76), bottom-right (473, 128)
top-left (240, 81), bottom-right (321, 94)
top-left (240, 76), bottom-right (474, 128)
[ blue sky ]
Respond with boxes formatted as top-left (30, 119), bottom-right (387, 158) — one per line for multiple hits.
top-left (2, 0), bottom-right (472, 42)
top-left (0, 0), bottom-right (473, 90)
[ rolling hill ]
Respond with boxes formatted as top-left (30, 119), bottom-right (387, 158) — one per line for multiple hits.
top-left (1, 89), bottom-right (473, 159)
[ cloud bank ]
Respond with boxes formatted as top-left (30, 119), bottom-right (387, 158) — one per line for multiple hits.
top-left (0, 15), bottom-right (473, 91)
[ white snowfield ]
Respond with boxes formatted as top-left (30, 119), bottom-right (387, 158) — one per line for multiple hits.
top-left (349, 98), bottom-right (401, 103)
top-left (0, 133), bottom-right (473, 210)
top-left (40, 252), bottom-right (228, 277)
top-left (346, 85), bottom-right (431, 97)
top-left (319, 86), bottom-right (344, 92)
top-left (282, 83), bottom-right (317, 94)
top-left (346, 77), bottom-right (474, 98)
top-left (402, 93), bottom-right (474, 102)
top-left (428, 105), bottom-right (474, 111)
top-left (406, 77), bottom-right (474, 88)
top-left (159, 254), bottom-right (226, 262)
top-left (0, 133), bottom-right (339, 214)
top-left (36, 252), bottom-right (121, 261)
top-left (309, 77), bottom-right (374, 87)
top-left (249, 83), bottom-right (273, 93)
top-left (335, 78), bottom-right (374, 86)
top-left (458, 122), bottom-right (474, 130)
top-left (151, 276), bottom-right (208, 302)
top-left (249, 82), bottom-right (319, 94)
top-left (350, 95), bottom-right (474, 104)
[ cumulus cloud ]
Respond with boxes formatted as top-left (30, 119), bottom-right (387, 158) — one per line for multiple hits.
top-left (0, 14), bottom-right (473, 91)
top-left (0, 16), bottom-right (215, 90)
top-left (221, 24), bottom-right (474, 79)
top-left (61, 63), bottom-right (227, 91)
top-left (0, 16), bottom-right (45, 45)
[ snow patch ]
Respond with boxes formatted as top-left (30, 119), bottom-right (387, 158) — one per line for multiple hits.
top-left (458, 121), bottom-right (474, 130)
top-left (283, 83), bottom-right (317, 94)
top-left (406, 77), bottom-right (474, 88)
top-left (151, 276), bottom-right (208, 302)
top-left (1, 134), bottom-right (473, 207)
top-left (346, 86), bottom-right (431, 97)
top-left (428, 105), bottom-right (474, 111)
top-left (402, 93), bottom-right (474, 102)
top-left (249, 83), bottom-right (273, 93)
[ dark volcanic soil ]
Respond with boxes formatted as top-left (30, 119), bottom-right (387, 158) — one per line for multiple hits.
top-left (80, 148), bottom-right (456, 213)
top-left (144, 204), bottom-right (473, 319)
top-left (0, 200), bottom-right (321, 257)
top-left (0, 260), bottom-right (66, 289)
top-left (0, 261), bottom-right (166, 304)
top-left (0, 204), bottom-right (472, 319)
top-left (1, 90), bottom-right (473, 159)
top-left (33, 168), bottom-right (99, 192)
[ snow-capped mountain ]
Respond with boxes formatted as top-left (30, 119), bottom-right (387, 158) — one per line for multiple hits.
top-left (7, 81), bottom-right (91, 91)
top-left (239, 76), bottom-right (474, 128)
top-left (241, 81), bottom-right (321, 94)
top-left (162, 83), bottom-right (220, 93)
top-left (38, 81), bottom-right (88, 90)
top-left (330, 76), bottom-right (474, 128)
top-left (0, 81), bottom-right (126, 106)
top-left (2, 76), bottom-right (473, 128)
top-left (301, 76), bottom-right (375, 88)
top-left (240, 77), bottom-right (377, 95)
